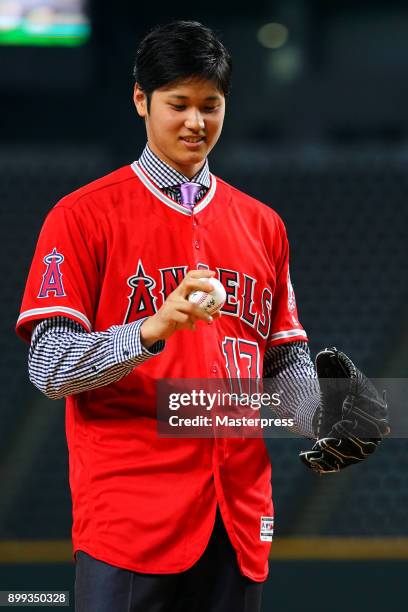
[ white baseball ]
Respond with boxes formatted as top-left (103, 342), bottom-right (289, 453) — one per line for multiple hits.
top-left (188, 278), bottom-right (226, 315)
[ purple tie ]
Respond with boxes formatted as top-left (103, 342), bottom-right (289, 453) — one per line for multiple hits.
top-left (180, 182), bottom-right (201, 211)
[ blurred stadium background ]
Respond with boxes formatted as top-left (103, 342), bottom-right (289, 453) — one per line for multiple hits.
top-left (1, 0), bottom-right (407, 610)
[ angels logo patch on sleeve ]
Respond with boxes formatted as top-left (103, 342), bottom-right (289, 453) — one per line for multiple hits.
top-left (38, 247), bottom-right (66, 298)
top-left (287, 270), bottom-right (296, 313)
top-left (260, 516), bottom-right (274, 542)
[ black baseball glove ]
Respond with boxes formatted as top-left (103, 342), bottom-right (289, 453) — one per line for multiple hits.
top-left (299, 347), bottom-right (390, 474)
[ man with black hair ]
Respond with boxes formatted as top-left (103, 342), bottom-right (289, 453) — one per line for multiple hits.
top-left (17, 21), bottom-right (318, 612)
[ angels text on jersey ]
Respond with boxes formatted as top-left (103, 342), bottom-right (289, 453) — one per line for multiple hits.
top-left (124, 259), bottom-right (275, 341)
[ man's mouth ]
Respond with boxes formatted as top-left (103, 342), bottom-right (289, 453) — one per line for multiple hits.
top-left (180, 136), bottom-right (205, 143)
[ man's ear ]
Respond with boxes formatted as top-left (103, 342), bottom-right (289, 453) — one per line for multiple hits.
top-left (133, 83), bottom-right (148, 117)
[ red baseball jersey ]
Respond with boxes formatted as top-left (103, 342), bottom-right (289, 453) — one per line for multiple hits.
top-left (16, 162), bottom-right (307, 581)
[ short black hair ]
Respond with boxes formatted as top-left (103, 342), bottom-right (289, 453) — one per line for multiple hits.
top-left (133, 21), bottom-right (232, 109)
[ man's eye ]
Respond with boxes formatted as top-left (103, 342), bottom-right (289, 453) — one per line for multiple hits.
top-left (171, 104), bottom-right (186, 111)
top-left (203, 107), bottom-right (217, 113)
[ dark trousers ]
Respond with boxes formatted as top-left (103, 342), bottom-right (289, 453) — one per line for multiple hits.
top-left (75, 509), bottom-right (264, 612)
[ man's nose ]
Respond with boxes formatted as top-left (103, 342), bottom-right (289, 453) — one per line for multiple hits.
top-left (184, 110), bottom-right (205, 131)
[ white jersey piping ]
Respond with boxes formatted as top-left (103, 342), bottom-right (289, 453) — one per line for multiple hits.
top-left (17, 307), bottom-right (92, 332)
top-left (270, 329), bottom-right (307, 341)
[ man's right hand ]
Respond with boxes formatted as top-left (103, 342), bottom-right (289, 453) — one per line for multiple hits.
top-left (140, 270), bottom-right (221, 348)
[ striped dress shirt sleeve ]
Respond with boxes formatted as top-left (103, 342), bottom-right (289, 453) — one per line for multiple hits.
top-left (263, 341), bottom-right (319, 438)
top-left (29, 316), bottom-right (164, 400)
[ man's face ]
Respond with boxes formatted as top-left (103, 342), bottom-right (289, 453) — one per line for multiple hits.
top-left (134, 78), bottom-right (225, 178)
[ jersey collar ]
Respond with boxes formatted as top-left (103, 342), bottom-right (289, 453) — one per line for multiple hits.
top-left (131, 161), bottom-right (216, 216)
top-left (138, 144), bottom-right (211, 190)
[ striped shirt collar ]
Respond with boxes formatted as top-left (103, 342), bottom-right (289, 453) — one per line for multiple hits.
top-left (138, 144), bottom-right (211, 190)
